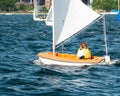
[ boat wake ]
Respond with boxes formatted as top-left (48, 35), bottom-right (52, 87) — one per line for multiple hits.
top-left (98, 59), bottom-right (120, 65)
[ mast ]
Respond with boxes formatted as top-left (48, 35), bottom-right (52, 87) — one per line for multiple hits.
top-left (52, 0), bottom-right (55, 55)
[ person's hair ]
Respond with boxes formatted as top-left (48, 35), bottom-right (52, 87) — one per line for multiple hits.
top-left (80, 42), bottom-right (87, 49)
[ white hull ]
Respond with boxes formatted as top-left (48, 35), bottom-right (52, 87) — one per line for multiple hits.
top-left (101, 12), bottom-right (118, 15)
top-left (34, 57), bottom-right (104, 67)
top-left (33, 57), bottom-right (118, 67)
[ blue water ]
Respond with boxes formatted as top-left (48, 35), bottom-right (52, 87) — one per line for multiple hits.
top-left (0, 14), bottom-right (120, 96)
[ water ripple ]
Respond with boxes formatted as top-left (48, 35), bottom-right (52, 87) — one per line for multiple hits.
top-left (0, 14), bottom-right (120, 96)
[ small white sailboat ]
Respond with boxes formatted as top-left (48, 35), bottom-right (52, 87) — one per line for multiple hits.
top-left (33, 0), bottom-right (46, 21)
top-left (33, 0), bottom-right (112, 66)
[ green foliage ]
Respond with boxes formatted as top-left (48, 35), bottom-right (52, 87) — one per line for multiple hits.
top-left (0, 0), bottom-right (16, 11)
top-left (18, 4), bottom-right (25, 11)
top-left (18, 4), bottom-right (33, 11)
top-left (92, 0), bottom-right (119, 12)
top-left (25, 6), bottom-right (34, 11)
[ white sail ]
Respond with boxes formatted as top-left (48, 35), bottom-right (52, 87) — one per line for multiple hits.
top-left (52, 0), bottom-right (100, 46)
top-left (33, 0), bottom-right (40, 21)
top-left (33, 0), bottom-right (45, 21)
top-left (45, 7), bottom-right (53, 26)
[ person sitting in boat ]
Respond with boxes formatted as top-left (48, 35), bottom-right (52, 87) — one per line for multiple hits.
top-left (77, 42), bottom-right (91, 59)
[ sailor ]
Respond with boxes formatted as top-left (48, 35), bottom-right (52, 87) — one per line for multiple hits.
top-left (77, 42), bottom-right (91, 59)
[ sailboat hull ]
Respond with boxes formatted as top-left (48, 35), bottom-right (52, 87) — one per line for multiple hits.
top-left (35, 52), bottom-right (105, 66)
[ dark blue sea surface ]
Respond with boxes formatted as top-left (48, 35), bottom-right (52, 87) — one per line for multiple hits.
top-left (0, 14), bottom-right (120, 96)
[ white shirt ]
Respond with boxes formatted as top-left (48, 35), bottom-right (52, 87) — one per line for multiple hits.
top-left (77, 49), bottom-right (84, 57)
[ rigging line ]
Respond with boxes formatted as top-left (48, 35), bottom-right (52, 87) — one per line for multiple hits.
top-left (103, 14), bottom-right (108, 55)
top-left (61, 42), bottom-right (64, 54)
